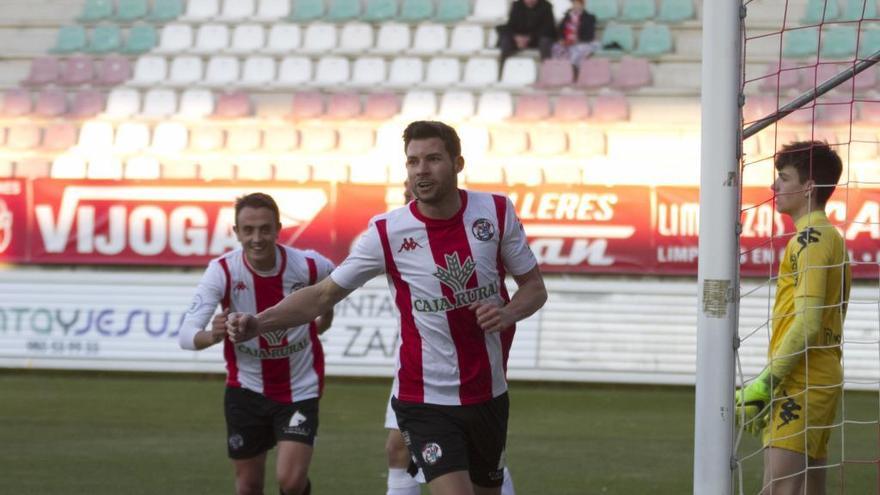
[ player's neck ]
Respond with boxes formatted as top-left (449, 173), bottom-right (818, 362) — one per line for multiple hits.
top-left (416, 190), bottom-right (462, 220)
top-left (791, 204), bottom-right (824, 225)
top-left (246, 250), bottom-right (278, 273)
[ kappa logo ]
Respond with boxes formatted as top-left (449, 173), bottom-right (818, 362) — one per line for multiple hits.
top-left (796, 227), bottom-right (821, 254)
top-left (233, 280), bottom-right (248, 292)
top-left (0, 198), bottom-right (12, 254)
top-left (398, 237), bottom-right (423, 253)
top-left (778, 392), bottom-right (802, 427)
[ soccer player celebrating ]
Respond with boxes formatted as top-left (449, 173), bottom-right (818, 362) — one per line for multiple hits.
top-left (228, 120), bottom-right (548, 495)
top-left (736, 141), bottom-right (851, 494)
top-left (178, 192), bottom-right (335, 495)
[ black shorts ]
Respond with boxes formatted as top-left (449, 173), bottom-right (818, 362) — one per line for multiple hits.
top-left (224, 386), bottom-right (319, 460)
top-left (391, 393), bottom-right (509, 487)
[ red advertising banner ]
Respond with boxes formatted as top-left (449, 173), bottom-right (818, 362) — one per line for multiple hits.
top-left (7, 179), bottom-right (880, 278)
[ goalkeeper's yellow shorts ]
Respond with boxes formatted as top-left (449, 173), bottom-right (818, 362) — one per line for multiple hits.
top-left (762, 381), bottom-right (841, 460)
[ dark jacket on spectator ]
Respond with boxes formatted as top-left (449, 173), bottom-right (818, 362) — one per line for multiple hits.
top-left (558, 9), bottom-right (596, 42)
top-left (499, 0), bottom-right (557, 40)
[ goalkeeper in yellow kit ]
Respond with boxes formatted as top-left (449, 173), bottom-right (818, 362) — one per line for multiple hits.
top-left (736, 141), bottom-right (851, 494)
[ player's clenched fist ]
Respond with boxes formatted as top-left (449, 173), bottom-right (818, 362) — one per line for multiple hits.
top-left (209, 308), bottom-right (229, 344)
top-left (470, 302), bottom-right (512, 333)
top-left (226, 312), bottom-right (258, 342)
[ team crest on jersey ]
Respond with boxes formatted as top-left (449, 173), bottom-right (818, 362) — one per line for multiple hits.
top-left (471, 218), bottom-right (495, 241)
top-left (421, 442), bottom-right (443, 465)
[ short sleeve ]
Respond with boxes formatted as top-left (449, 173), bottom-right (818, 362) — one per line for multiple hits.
top-left (330, 220), bottom-right (386, 290)
top-left (794, 227), bottom-right (832, 299)
top-left (178, 260), bottom-right (226, 350)
top-left (304, 249), bottom-right (336, 281)
top-left (500, 197), bottom-right (538, 276)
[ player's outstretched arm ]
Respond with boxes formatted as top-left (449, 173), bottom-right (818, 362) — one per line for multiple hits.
top-left (472, 265), bottom-right (547, 333)
top-left (228, 277), bottom-right (352, 342)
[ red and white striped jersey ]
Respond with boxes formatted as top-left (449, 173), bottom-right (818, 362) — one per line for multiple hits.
top-left (331, 189), bottom-right (537, 406)
top-left (179, 245), bottom-right (334, 403)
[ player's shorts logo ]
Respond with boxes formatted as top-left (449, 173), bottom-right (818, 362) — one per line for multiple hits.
top-left (421, 442), bottom-right (443, 465)
top-left (0, 198), bottom-right (13, 254)
top-left (228, 433), bottom-right (244, 450)
top-left (778, 392), bottom-right (802, 427)
top-left (289, 410), bottom-right (307, 427)
top-left (471, 218), bottom-right (495, 241)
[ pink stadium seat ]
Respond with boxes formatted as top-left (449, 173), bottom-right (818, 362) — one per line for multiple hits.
top-left (552, 94), bottom-right (590, 121)
top-left (858, 100), bottom-right (880, 124)
top-left (190, 126), bottom-right (225, 152)
top-left (814, 63), bottom-right (876, 92)
top-left (326, 93), bottom-right (362, 120)
top-left (14, 158), bottom-right (52, 179)
top-left (536, 59), bottom-right (574, 89)
top-left (1, 89), bottom-right (33, 116)
top-left (43, 122), bottom-right (78, 150)
top-left (760, 60), bottom-right (801, 91)
top-left (612, 57), bottom-right (651, 89)
top-left (290, 91), bottom-right (325, 120)
top-left (34, 89), bottom-right (68, 117)
top-left (60, 56), bottom-right (95, 86)
top-left (576, 57), bottom-right (612, 88)
top-left (816, 103), bottom-right (853, 124)
top-left (511, 94), bottom-right (551, 121)
top-left (213, 92), bottom-right (252, 118)
top-left (23, 57), bottom-right (61, 86)
top-left (71, 90), bottom-right (106, 118)
top-left (7, 124), bottom-right (42, 150)
top-left (364, 92), bottom-right (400, 119)
top-left (591, 92), bottom-right (629, 121)
top-left (95, 55), bottom-right (132, 86)
top-left (742, 94), bottom-right (775, 124)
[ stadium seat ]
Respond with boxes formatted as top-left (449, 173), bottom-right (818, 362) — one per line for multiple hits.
top-left (576, 56), bottom-right (612, 88)
top-left (87, 24), bottom-right (122, 53)
top-left (1, 89), bottom-right (32, 117)
top-left (148, 0), bottom-right (184, 21)
top-left (400, 91), bottom-right (437, 119)
top-left (821, 25), bottom-right (857, 58)
top-left (436, 0), bottom-right (470, 22)
top-left (326, 92), bottom-right (362, 119)
top-left (399, 0), bottom-right (433, 21)
top-left (543, 160), bottom-right (581, 183)
top-left (816, 103), bottom-right (852, 124)
top-left (228, 24), bottom-right (266, 54)
top-left (265, 24), bottom-right (302, 53)
top-left (43, 123), bottom-right (78, 151)
top-left (657, 0), bottom-right (694, 22)
top-left (313, 56), bottom-right (351, 87)
top-left (217, 0), bottom-right (256, 20)
top-left (236, 158), bottom-right (275, 181)
top-left (301, 23), bottom-right (338, 54)
top-left (470, 0), bottom-right (506, 22)
top-left (60, 56), bottom-right (96, 86)
top-left (152, 122), bottom-right (188, 153)
top-left (190, 125), bottom-right (225, 151)
top-left (176, 89), bottom-right (214, 118)
top-left (591, 91), bottom-right (629, 121)
top-left (782, 26), bottom-right (819, 58)
top-left (204, 56), bottom-right (240, 87)
top-left (78, 0), bottom-right (114, 22)
top-left (274, 158), bottom-right (310, 182)
top-left (437, 91), bottom-right (475, 121)
top-left (167, 56), bottom-right (203, 86)
top-left (424, 57), bottom-right (461, 88)
top-left (240, 56), bottom-right (276, 87)
top-left (364, 92), bottom-right (400, 119)
top-left (364, 0), bottom-right (397, 21)
top-left (96, 55), bottom-right (132, 85)
top-left (300, 126), bottom-right (339, 154)
top-left (600, 22), bottom-right (634, 53)
top-left (759, 59), bottom-right (801, 91)
top-left (290, 0), bottom-right (326, 21)
top-left (635, 23), bottom-right (673, 57)
top-left (114, 122), bottom-right (150, 153)
top-left (338, 125), bottom-right (376, 154)
top-left (464, 158), bottom-right (503, 183)
top-left (504, 160), bottom-right (542, 186)
top-left (214, 92), bottom-right (252, 118)
top-left (275, 56), bottom-right (313, 87)
top-left (7, 124), bottom-right (41, 150)
top-left (227, 127), bottom-right (262, 152)
top-left (51, 25), bottom-right (87, 54)
top-left (78, 121), bottom-right (114, 150)
top-left (264, 126), bottom-right (299, 152)
top-left (255, 0), bottom-right (292, 19)
top-left (801, 0), bottom-right (839, 23)
top-left (612, 56), bottom-right (651, 89)
top-left (350, 57), bottom-right (388, 87)
top-left (512, 93), bottom-right (551, 121)
top-left (859, 27), bottom-right (880, 59)
top-left (530, 127), bottom-right (568, 156)
top-left (588, 0), bottom-right (618, 21)
top-left (142, 88), bottom-right (177, 117)
top-left (35, 89), bottom-right (68, 117)
top-left (122, 24), bottom-right (158, 54)
top-left (104, 87), bottom-right (141, 117)
top-left (87, 156), bottom-right (124, 179)
top-left (71, 90), bottom-right (106, 118)
top-left (22, 57), bottom-right (61, 86)
top-left (193, 24), bottom-right (230, 54)
top-left (552, 94), bottom-right (590, 121)
top-left (621, 0), bottom-right (655, 20)
top-left (124, 156), bottom-right (161, 179)
top-left (51, 155), bottom-right (87, 178)
top-left (156, 24), bottom-right (193, 53)
top-left (386, 57), bottom-right (424, 88)
top-left (116, 0), bottom-right (149, 20)
top-left (373, 23), bottom-right (411, 54)
top-left (842, 0), bottom-right (878, 21)
top-left (568, 126), bottom-right (605, 156)
top-left (409, 24), bottom-right (448, 55)
top-left (535, 59), bottom-right (574, 88)
top-left (327, 0), bottom-right (361, 21)
top-left (476, 91), bottom-right (513, 121)
top-left (336, 22), bottom-right (374, 54)
top-left (181, 0), bottom-right (220, 21)
top-left (497, 57), bottom-right (537, 88)
top-left (490, 125), bottom-right (528, 155)
top-left (290, 91), bottom-right (325, 120)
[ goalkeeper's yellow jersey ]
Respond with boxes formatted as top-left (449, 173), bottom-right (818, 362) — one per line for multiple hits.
top-left (771, 210), bottom-right (851, 386)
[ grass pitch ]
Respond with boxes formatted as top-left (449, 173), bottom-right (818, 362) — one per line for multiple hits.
top-left (0, 371), bottom-right (876, 494)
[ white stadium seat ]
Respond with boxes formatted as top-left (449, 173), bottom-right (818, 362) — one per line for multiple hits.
top-left (350, 57), bottom-right (387, 87)
top-left (409, 24), bottom-right (448, 55)
top-left (228, 24), bottom-right (266, 54)
top-left (241, 56), bottom-right (277, 87)
top-left (192, 24), bottom-right (230, 54)
top-left (300, 23), bottom-right (338, 54)
top-left (141, 88), bottom-right (177, 117)
top-left (104, 88), bottom-right (141, 117)
top-left (265, 24), bottom-right (302, 53)
top-left (129, 55), bottom-right (167, 87)
top-left (372, 23), bottom-right (410, 54)
top-left (155, 24), bottom-right (193, 53)
top-left (424, 57), bottom-right (461, 88)
top-left (168, 56), bottom-right (204, 87)
top-left (204, 56), bottom-right (241, 87)
top-left (336, 22), bottom-right (374, 54)
top-left (275, 56), bottom-right (313, 87)
top-left (312, 56), bottom-right (350, 87)
top-left (385, 56), bottom-right (424, 88)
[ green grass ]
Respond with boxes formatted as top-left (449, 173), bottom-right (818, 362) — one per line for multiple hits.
top-left (0, 371), bottom-right (877, 494)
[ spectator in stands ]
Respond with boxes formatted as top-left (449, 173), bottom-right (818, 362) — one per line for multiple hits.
top-left (551, 0), bottom-right (600, 67)
top-left (497, 0), bottom-right (557, 70)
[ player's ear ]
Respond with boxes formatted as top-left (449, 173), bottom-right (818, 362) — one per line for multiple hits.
top-left (454, 155), bottom-right (464, 173)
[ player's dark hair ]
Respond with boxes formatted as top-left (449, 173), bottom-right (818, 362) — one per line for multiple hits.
top-left (234, 192), bottom-right (281, 225)
top-left (402, 120), bottom-right (462, 159)
top-left (774, 141), bottom-right (843, 206)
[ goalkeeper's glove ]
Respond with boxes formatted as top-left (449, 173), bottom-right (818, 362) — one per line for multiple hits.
top-left (735, 368), bottom-right (774, 436)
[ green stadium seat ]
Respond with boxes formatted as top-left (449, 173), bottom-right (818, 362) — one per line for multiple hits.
top-left (364, 0), bottom-right (397, 21)
top-left (635, 22), bottom-right (672, 56)
top-left (87, 24), bottom-right (122, 53)
top-left (782, 26), bottom-right (819, 58)
top-left (77, 0), bottom-right (114, 22)
top-left (842, 0), bottom-right (878, 21)
top-left (327, 0), bottom-right (361, 20)
top-left (599, 22), bottom-right (634, 54)
top-left (399, 0), bottom-right (433, 21)
top-left (801, 0), bottom-right (839, 23)
top-left (588, 0), bottom-right (618, 21)
top-left (821, 25), bottom-right (857, 58)
top-left (122, 24), bottom-right (158, 54)
top-left (290, 0), bottom-right (326, 21)
top-left (621, 0), bottom-right (655, 21)
top-left (657, 0), bottom-right (694, 22)
top-left (50, 25), bottom-right (87, 54)
top-left (858, 28), bottom-right (880, 58)
top-left (148, 0), bottom-right (184, 21)
top-left (116, 0), bottom-right (149, 21)
top-left (436, 0), bottom-right (470, 22)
